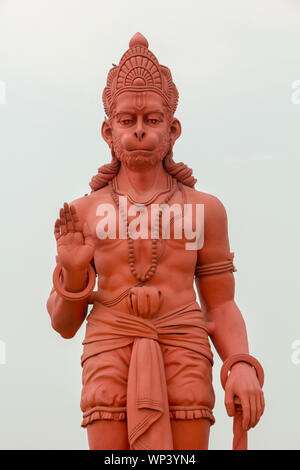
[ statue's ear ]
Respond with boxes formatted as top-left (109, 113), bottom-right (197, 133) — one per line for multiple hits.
top-left (170, 118), bottom-right (181, 145)
top-left (101, 119), bottom-right (113, 147)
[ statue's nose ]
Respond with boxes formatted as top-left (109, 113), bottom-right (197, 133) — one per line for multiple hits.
top-left (134, 129), bottom-right (145, 141)
top-left (134, 118), bottom-right (146, 141)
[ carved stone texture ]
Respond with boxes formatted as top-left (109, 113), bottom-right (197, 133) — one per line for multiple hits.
top-left (47, 32), bottom-right (264, 450)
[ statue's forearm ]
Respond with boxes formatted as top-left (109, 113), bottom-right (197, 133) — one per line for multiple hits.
top-left (47, 268), bottom-right (89, 338)
top-left (206, 300), bottom-right (249, 361)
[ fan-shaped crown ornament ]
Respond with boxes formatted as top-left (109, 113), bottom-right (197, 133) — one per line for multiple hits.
top-left (103, 33), bottom-right (179, 117)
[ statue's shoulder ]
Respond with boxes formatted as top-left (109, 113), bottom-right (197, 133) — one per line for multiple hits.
top-left (181, 184), bottom-right (224, 206)
top-left (69, 185), bottom-right (112, 217)
top-left (181, 184), bottom-right (228, 219)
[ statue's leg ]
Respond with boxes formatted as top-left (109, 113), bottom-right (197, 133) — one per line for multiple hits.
top-left (80, 345), bottom-right (132, 449)
top-left (87, 420), bottom-right (129, 450)
top-left (171, 419), bottom-right (211, 450)
top-left (162, 344), bottom-right (215, 450)
top-left (86, 417), bottom-right (211, 450)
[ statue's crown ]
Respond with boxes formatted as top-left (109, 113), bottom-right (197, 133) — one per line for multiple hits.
top-left (103, 32), bottom-right (179, 117)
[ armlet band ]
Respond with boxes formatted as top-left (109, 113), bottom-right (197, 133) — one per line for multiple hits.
top-left (195, 252), bottom-right (237, 278)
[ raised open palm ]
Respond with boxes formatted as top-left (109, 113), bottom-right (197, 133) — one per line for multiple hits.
top-left (54, 202), bottom-right (95, 272)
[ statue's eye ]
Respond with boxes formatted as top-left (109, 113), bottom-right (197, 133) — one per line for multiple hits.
top-left (121, 119), bottom-right (132, 125)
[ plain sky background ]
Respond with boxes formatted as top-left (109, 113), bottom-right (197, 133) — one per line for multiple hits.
top-left (0, 0), bottom-right (299, 450)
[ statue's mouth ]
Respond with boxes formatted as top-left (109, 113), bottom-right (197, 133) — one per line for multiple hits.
top-left (128, 148), bottom-right (153, 152)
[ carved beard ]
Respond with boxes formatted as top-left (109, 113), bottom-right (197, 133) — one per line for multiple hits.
top-left (112, 133), bottom-right (171, 170)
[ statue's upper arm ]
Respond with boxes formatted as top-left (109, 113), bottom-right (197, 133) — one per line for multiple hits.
top-left (195, 194), bottom-right (235, 308)
top-left (196, 194), bottom-right (231, 265)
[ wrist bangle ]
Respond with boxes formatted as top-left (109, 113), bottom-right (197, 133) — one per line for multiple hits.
top-left (220, 353), bottom-right (264, 389)
top-left (53, 263), bottom-right (96, 302)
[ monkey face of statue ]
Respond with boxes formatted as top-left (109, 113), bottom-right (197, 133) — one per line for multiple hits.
top-left (101, 91), bottom-right (181, 171)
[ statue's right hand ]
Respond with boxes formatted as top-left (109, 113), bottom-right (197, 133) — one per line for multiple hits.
top-left (54, 202), bottom-right (95, 273)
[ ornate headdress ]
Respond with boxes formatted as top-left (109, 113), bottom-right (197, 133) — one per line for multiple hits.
top-left (102, 32), bottom-right (179, 117)
top-left (89, 33), bottom-right (197, 191)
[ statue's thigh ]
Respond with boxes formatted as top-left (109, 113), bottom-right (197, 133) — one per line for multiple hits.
top-left (162, 344), bottom-right (215, 410)
top-left (81, 345), bottom-right (133, 424)
top-left (162, 344), bottom-right (215, 450)
top-left (81, 345), bottom-right (132, 449)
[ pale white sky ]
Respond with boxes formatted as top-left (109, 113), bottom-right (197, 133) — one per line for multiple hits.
top-left (0, 0), bottom-right (299, 449)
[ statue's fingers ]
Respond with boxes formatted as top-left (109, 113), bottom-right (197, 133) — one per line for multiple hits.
top-left (255, 391), bottom-right (263, 424)
top-left (260, 390), bottom-right (265, 416)
top-left (54, 219), bottom-right (61, 240)
top-left (240, 397), bottom-right (250, 431)
top-left (224, 386), bottom-right (234, 417)
top-left (59, 208), bottom-right (67, 235)
top-left (64, 202), bottom-right (74, 232)
top-left (249, 392), bottom-right (257, 428)
top-left (83, 222), bottom-right (94, 245)
top-left (70, 205), bottom-right (82, 232)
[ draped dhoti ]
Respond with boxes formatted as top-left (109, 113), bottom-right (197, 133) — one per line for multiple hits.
top-left (80, 299), bottom-right (215, 450)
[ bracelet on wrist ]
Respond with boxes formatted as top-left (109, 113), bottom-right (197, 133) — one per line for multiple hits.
top-left (220, 353), bottom-right (264, 390)
top-left (53, 263), bottom-right (96, 302)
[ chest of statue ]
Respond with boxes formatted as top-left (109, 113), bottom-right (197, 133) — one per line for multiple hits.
top-left (85, 187), bottom-right (203, 250)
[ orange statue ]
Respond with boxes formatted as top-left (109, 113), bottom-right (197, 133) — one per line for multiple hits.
top-left (47, 33), bottom-right (265, 450)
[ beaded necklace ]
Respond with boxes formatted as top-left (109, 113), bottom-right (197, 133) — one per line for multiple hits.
top-left (108, 176), bottom-right (178, 283)
top-left (112, 173), bottom-right (173, 206)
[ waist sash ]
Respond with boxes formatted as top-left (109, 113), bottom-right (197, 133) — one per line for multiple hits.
top-left (81, 300), bottom-right (213, 450)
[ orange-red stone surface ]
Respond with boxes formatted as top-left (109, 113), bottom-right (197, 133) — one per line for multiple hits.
top-left (47, 32), bottom-right (264, 450)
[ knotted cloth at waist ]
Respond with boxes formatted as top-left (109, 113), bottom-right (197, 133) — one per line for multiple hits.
top-left (81, 300), bottom-right (213, 450)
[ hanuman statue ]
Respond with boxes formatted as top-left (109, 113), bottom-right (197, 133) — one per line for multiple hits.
top-left (47, 33), bottom-right (264, 450)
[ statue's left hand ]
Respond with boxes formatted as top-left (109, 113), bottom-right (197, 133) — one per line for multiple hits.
top-left (224, 362), bottom-right (265, 431)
